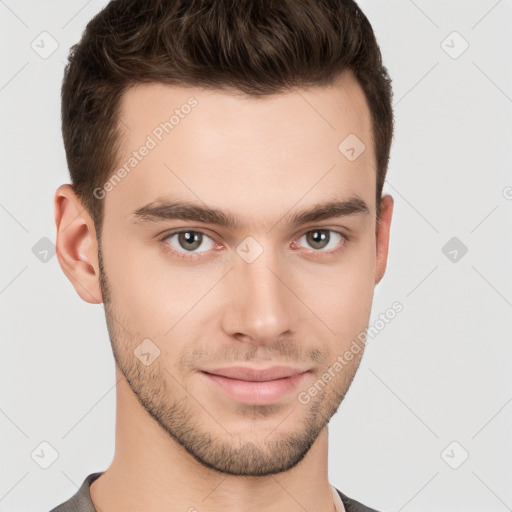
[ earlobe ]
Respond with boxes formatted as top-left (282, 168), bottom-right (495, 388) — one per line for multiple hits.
top-left (54, 184), bottom-right (103, 304)
top-left (375, 194), bottom-right (394, 285)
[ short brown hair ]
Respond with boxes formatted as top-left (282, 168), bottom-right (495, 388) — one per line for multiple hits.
top-left (61, 0), bottom-right (394, 236)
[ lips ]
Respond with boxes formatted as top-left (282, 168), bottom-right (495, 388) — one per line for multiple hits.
top-left (201, 365), bottom-right (309, 381)
top-left (199, 365), bottom-right (310, 405)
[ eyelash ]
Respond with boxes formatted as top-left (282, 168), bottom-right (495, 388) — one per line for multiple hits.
top-left (158, 228), bottom-right (349, 260)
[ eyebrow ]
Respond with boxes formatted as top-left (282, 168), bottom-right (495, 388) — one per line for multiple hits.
top-left (130, 196), bottom-right (370, 229)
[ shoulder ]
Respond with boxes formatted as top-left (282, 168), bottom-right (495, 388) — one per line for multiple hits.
top-left (335, 487), bottom-right (383, 512)
top-left (48, 472), bottom-right (103, 512)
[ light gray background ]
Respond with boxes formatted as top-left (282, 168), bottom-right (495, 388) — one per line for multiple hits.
top-left (1, 1), bottom-right (511, 511)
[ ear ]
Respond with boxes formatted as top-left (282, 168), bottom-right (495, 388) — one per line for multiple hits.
top-left (54, 184), bottom-right (103, 304)
top-left (375, 194), bottom-right (394, 285)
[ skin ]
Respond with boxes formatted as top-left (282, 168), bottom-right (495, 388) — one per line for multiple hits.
top-left (54, 70), bottom-right (393, 512)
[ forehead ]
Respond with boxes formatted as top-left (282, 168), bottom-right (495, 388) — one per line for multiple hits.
top-left (105, 73), bottom-right (376, 227)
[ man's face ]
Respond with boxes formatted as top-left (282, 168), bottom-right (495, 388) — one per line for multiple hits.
top-left (97, 72), bottom-right (388, 476)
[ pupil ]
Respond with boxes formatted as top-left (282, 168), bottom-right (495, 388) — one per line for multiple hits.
top-left (180, 231), bottom-right (201, 250)
top-left (309, 230), bottom-right (328, 249)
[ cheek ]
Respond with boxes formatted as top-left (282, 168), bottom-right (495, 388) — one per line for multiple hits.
top-left (301, 235), bottom-right (376, 343)
top-left (102, 231), bottom-right (224, 340)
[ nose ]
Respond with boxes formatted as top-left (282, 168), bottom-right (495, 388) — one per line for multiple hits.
top-left (220, 250), bottom-right (297, 346)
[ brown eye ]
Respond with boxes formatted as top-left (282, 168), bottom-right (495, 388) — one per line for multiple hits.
top-left (164, 230), bottom-right (215, 254)
top-left (298, 229), bottom-right (344, 251)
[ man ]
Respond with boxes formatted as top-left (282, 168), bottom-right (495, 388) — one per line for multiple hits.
top-left (51, 0), bottom-right (394, 510)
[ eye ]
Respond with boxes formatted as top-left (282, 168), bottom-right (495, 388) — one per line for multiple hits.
top-left (162, 230), bottom-right (216, 255)
top-left (296, 229), bottom-right (345, 252)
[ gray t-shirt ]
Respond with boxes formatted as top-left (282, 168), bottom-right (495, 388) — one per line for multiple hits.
top-left (49, 472), bottom-right (381, 512)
